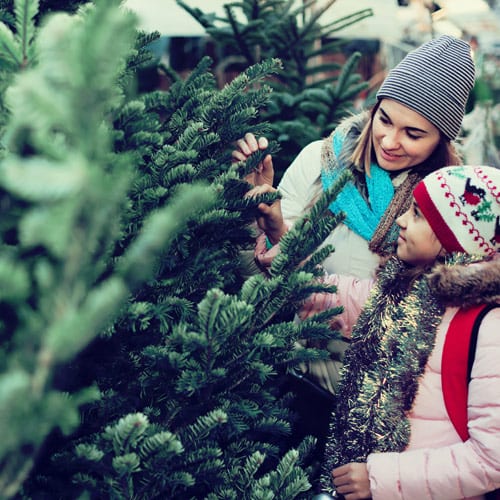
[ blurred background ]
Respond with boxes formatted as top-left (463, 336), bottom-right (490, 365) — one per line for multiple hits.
top-left (123, 0), bottom-right (500, 88)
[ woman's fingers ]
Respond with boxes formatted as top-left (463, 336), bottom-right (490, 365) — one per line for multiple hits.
top-left (243, 132), bottom-right (259, 151)
top-left (243, 132), bottom-right (268, 151)
top-left (259, 154), bottom-right (274, 186)
top-left (233, 133), bottom-right (269, 159)
top-left (234, 133), bottom-right (258, 157)
top-left (232, 149), bottom-right (247, 162)
top-left (245, 184), bottom-right (276, 198)
top-left (256, 135), bottom-right (269, 150)
top-left (233, 134), bottom-right (273, 185)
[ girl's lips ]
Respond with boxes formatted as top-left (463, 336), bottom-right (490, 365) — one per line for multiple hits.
top-left (397, 235), bottom-right (406, 244)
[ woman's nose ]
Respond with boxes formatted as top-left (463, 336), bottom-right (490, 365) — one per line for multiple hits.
top-left (382, 130), bottom-right (400, 150)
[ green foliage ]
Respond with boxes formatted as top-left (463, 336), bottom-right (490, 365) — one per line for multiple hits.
top-left (0, 0), bottom-right (351, 498)
top-left (177, 0), bottom-right (371, 181)
top-left (0, 0), bottom-right (86, 24)
top-left (0, 0), bottom-right (37, 136)
top-left (48, 168), bottom-right (349, 498)
top-left (271, 170), bottom-right (351, 277)
top-left (0, 0), bottom-right (213, 497)
top-left (0, 0), bottom-right (89, 136)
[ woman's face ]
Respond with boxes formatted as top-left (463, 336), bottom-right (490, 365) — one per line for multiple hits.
top-left (372, 99), bottom-right (441, 172)
top-left (396, 198), bottom-right (443, 266)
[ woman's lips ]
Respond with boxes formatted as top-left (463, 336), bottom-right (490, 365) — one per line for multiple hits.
top-left (380, 147), bottom-right (402, 162)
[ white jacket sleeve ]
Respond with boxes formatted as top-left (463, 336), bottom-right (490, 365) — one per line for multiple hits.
top-left (367, 308), bottom-right (500, 500)
top-left (278, 140), bottom-right (323, 223)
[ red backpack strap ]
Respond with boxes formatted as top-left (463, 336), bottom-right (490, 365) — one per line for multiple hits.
top-left (442, 304), bottom-right (493, 441)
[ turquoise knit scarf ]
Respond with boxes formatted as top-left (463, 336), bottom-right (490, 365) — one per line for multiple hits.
top-left (321, 133), bottom-right (394, 241)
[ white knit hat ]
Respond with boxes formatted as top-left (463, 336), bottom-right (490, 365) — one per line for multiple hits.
top-left (413, 166), bottom-right (500, 256)
top-left (377, 35), bottom-right (475, 140)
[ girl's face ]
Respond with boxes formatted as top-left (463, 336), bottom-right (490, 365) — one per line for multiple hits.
top-left (372, 99), bottom-right (441, 172)
top-left (396, 199), bottom-right (444, 266)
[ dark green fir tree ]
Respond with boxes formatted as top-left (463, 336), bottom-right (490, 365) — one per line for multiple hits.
top-left (177, 0), bottom-right (371, 181)
top-left (0, 0), bottom-right (354, 498)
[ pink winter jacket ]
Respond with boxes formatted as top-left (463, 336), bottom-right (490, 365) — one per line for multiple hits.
top-left (301, 265), bottom-right (500, 500)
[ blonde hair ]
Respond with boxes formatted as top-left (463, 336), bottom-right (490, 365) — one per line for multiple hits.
top-left (350, 101), bottom-right (463, 176)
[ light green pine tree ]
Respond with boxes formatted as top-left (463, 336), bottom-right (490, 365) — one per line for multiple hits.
top-left (0, 0), bottom-right (213, 497)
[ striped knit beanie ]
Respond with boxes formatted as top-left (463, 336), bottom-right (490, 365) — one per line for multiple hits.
top-left (377, 35), bottom-right (475, 140)
top-left (413, 165), bottom-right (500, 256)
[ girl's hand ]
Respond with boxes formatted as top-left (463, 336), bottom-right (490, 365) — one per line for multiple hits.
top-left (232, 133), bottom-right (274, 187)
top-left (332, 463), bottom-right (371, 499)
top-left (245, 184), bottom-right (287, 244)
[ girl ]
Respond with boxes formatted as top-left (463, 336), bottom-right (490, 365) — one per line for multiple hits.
top-left (234, 35), bottom-right (476, 397)
top-left (300, 165), bottom-right (500, 499)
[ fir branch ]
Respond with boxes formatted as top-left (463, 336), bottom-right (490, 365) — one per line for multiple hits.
top-left (271, 170), bottom-right (351, 277)
top-left (321, 8), bottom-right (373, 38)
top-left (333, 51), bottom-right (363, 99)
top-left (14, 0), bottom-right (38, 67)
top-left (0, 21), bottom-right (21, 67)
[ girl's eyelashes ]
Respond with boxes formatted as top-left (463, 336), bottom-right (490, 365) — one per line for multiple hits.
top-left (412, 201), bottom-right (422, 218)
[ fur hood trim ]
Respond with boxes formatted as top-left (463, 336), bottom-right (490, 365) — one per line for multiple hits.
top-left (320, 111), bottom-right (369, 175)
top-left (427, 255), bottom-right (500, 307)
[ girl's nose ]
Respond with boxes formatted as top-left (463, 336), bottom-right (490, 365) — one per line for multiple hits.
top-left (396, 209), bottom-right (409, 228)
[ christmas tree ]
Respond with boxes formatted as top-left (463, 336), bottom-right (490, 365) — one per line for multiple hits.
top-left (0, 0), bottom-right (362, 497)
top-left (178, 0), bottom-right (371, 181)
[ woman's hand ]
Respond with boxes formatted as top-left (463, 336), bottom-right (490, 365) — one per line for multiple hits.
top-left (331, 462), bottom-right (371, 499)
top-left (232, 133), bottom-right (274, 187)
top-left (245, 184), bottom-right (287, 244)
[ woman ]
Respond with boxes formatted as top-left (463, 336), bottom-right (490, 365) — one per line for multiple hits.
top-left (233, 35), bottom-right (476, 396)
top-left (300, 165), bottom-right (500, 499)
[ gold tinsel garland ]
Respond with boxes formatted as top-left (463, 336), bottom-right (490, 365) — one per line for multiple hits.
top-left (320, 256), bottom-right (450, 493)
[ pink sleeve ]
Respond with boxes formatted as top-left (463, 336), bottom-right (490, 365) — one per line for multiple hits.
top-left (299, 273), bottom-right (374, 338)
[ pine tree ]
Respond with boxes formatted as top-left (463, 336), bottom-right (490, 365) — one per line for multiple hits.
top-left (0, 0), bottom-right (89, 134)
top-left (0, 0), bottom-right (210, 497)
top-left (177, 0), bottom-right (371, 181)
top-left (0, 1), bottom-right (352, 498)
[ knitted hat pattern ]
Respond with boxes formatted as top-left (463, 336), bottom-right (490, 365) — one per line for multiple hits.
top-left (413, 166), bottom-right (500, 256)
top-left (377, 35), bottom-right (475, 140)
